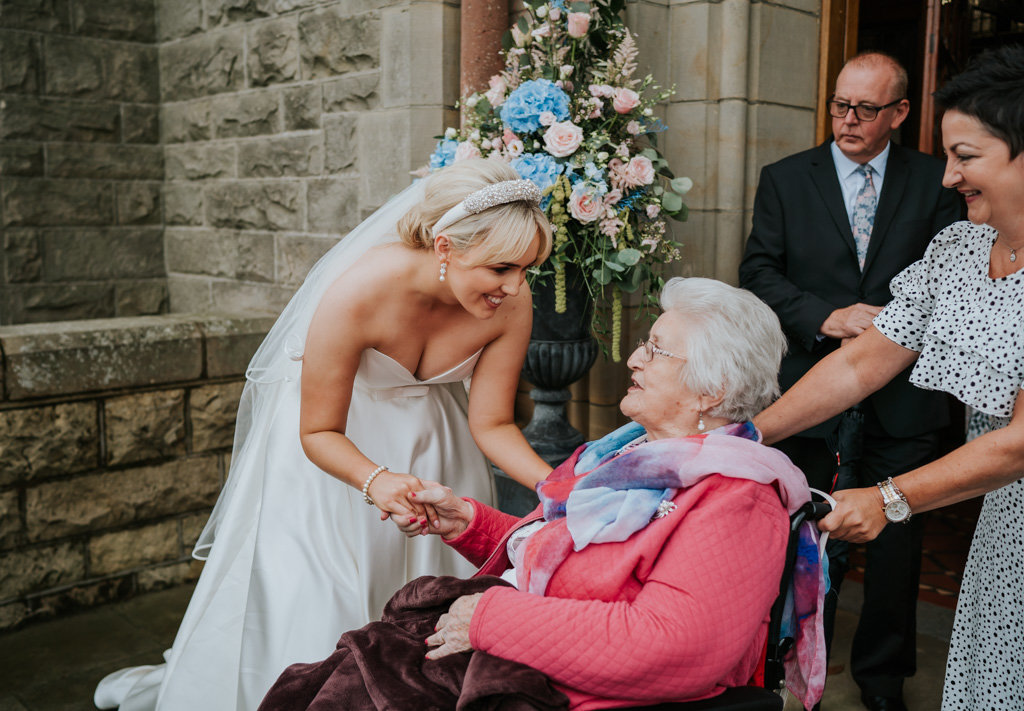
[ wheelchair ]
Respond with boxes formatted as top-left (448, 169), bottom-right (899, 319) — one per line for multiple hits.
top-left (618, 499), bottom-right (833, 711)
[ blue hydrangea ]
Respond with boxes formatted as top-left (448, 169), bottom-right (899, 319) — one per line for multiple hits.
top-left (500, 79), bottom-right (570, 134)
top-left (511, 152), bottom-right (562, 192)
top-left (429, 139), bottom-right (458, 170)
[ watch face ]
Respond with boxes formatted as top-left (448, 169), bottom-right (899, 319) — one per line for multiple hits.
top-left (885, 499), bottom-right (911, 523)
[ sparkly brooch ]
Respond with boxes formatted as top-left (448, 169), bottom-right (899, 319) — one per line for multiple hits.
top-left (652, 500), bottom-right (677, 520)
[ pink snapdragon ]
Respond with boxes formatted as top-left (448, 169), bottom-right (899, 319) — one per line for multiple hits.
top-left (601, 216), bottom-right (624, 241)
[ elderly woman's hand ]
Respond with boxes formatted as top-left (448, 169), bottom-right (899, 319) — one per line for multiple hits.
top-left (425, 593), bottom-right (483, 660)
top-left (818, 486), bottom-right (888, 542)
top-left (386, 483), bottom-right (475, 539)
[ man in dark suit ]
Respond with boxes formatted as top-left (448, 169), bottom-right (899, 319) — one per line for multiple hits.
top-left (740, 52), bottom-right (961, 711)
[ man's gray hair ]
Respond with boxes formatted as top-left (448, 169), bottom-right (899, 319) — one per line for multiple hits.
top-left (659, 277), bottom-right (787, 422)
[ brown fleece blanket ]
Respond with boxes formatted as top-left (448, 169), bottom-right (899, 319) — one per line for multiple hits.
top-left (258, 575), bottom-right (569, 711)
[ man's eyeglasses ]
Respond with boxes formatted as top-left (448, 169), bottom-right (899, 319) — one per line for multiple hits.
top-left (635, 338), bottom-right (685, 363)
top-left (827, 97), bottom-right (904, 122)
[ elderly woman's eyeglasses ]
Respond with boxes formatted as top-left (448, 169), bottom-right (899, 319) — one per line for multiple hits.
top-left (635, 338), bottom-right (685, 363)
top-left (827, 97), bottom-right (904, 122)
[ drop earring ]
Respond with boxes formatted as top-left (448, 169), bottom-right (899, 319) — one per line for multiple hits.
top-left (439, 260), bottom-right (447, 282)
top-left (697, 410), bottom-right (706, 432)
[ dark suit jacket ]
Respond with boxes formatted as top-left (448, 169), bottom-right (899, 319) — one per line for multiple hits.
top-left (739, 141), bottom-right (963, 438)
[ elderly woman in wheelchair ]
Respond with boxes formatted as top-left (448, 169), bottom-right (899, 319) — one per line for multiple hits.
top-left (259, 277), bottom-right (825, 711)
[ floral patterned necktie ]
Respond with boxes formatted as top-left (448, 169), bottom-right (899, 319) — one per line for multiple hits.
top-left (851, 164), bottom-right (877, 270)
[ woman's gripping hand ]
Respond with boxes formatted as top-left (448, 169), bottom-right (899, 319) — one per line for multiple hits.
top-left (386, 483), bottom-right (475, 540)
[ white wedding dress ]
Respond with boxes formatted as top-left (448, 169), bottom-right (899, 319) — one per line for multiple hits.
top-left (94, 183), bottom-right (497, 710)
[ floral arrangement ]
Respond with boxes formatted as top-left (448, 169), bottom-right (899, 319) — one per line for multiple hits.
top-left (425, 0), bottom-right (691, 361)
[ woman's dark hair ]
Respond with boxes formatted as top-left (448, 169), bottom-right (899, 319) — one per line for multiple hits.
top-left (934, 44), bottom-right (1024, 158)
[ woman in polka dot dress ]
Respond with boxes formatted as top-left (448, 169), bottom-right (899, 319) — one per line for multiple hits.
top-left (754, 45), bottom-right (1024, 710)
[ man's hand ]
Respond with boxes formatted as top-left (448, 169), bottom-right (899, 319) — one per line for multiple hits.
top-left (820, 303), bottom-right (883, 340)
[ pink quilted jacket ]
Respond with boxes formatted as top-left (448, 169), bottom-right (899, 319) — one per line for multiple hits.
top-left (445, 475), bottom-right (789, 710)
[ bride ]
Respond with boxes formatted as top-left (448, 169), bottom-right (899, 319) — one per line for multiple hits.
top-left (94, 159), bottom-right (555, 710)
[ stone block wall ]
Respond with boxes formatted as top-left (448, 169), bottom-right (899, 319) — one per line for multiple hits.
top-left (625, 0), bottom-right (820, 285)
top-left (0, 312), bottom-right (273, 630)
top-left (158, 0), bottom-right (461, 314)
top-left (0, 0), bottom-right (167, 325)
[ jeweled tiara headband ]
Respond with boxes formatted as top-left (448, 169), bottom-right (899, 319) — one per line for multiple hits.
top-left (432, 179), bottom-right (542, 237)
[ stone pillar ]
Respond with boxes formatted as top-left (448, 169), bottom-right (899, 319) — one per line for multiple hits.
top-left (460, 0), bottom-right (509, 96)
top-left (627, 0), bottom-right (821, 285)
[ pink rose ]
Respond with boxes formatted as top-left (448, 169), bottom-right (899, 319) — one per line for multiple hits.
top-left (454, 141), bottom-right (482, 162)
top-left (567, 12), bottom-right (590, 38)
top-left (612, 88), bottom-right (641, 114)
top-left (626, 120), bottom-right (641, 135)
top-left (539, 111), bottom-right (557, 127)
top-left (543, 120), bottom-right (584, 158)
top-left (485, 75), bottom-right (507, 107)
top-left (646, 203), bottom-right (661, 218)
top-left (623, 155), bottom-right (655, 186)
top-left (569, 187), bottom-right (603, 223)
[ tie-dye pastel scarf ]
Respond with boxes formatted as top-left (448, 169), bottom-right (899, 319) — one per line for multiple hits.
top-left (518, 420), bottom-right (826, 708)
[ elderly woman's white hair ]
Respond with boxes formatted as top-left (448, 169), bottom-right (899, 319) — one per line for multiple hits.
top-left (659, 277), bottom-right (787, 422)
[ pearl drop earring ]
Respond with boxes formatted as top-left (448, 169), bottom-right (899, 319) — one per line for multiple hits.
top-left (697, 410), bottom-right (706, 432)
top-left (439, 261), bottom-right (447, 282)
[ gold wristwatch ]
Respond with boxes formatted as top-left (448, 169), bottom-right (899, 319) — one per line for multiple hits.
top-left (876, 477), bottom-right (911, 523)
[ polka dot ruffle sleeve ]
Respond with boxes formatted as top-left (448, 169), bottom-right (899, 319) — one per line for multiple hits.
top-left (873, 221), bottom-right (1024, 420)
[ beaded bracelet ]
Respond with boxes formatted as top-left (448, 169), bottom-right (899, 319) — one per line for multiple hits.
top-left (362, 464), bottom-right (389, 506)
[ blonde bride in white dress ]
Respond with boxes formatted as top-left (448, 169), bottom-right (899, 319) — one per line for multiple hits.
top-left (94, 160), bottom-right (554, 710)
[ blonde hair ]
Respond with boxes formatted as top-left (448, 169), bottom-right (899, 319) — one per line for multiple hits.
top-left (398, 159), bottom-right (553, 267)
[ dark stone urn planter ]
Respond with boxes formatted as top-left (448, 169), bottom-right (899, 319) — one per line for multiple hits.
top-left (494, 268), bottom-right (599, 516)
